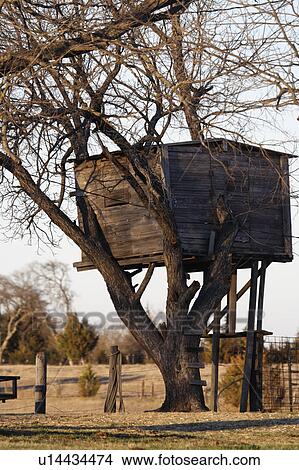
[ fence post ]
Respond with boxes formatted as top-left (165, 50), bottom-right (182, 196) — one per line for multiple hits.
top-left (140, 380), bottom-right (145, 399)
top-left (287, 346), bottom-right (293, 413)
top-left (104, 345), bottom-right (125, 413)
top-left (35, 352), bottom-right (47, 414)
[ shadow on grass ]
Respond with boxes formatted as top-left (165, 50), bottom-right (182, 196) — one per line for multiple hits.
top-left (0, 417), bottom-right (298, 442)
top-left (17, 374), bottom-right (144, 390)
top-left (140, 417), bottom-right (299, 433)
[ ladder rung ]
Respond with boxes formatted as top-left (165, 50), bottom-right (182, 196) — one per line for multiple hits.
top-left (186, 347), bottom-right (205, 353)
top-left (183, 329), bottom-right (203, 336)
top-left (187, 363), bottom-right (205, 369)
top-left (190, 380), bottom-right (207, 386)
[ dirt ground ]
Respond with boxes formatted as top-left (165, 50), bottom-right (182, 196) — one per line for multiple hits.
top-left (0, 364), bottom-right (298, 449)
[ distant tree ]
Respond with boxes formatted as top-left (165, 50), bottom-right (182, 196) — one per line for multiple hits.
top-left (57, 313), bottom-right (98, 365)
top-left (27, 261), bottom-right (74, 315)
top-left (0, 261), bottom-right (73, 363)
top-left (91, 329), bottom-right (147, 364)
top-left (0, 274), bottom-right (45, 363)
top-left (7, 318), bottom-right (61, 364)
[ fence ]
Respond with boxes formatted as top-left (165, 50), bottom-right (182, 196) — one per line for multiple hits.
top-left (263, 336), bottom-right (299, 412)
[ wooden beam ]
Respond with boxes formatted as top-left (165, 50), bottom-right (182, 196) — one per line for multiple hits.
top-left (187, 363), bottom-right (205, 369)
top-left (190, 380), bottom-right (207, 386)
top-left (257, 261), bottom-right (267, 332)
top-left (210, 307), bottom-right (221, 412)
top-left (208, 230), bottom-right (216, 257)
top-left (249, 333), bottom-right (260, 412)
top-left (202, 330), bottom-right (272, 339)
top-left (207, 261), bottom-right (271, 333)
top-left (240, 261), bottom-right (259, 412)
top-left (256, 260), bottom-right (267, 411)
top-left (240, 331), bottom-right (255, 412)
top-left (248, 261), bottom-right (259, 331)
top-left (228, 271), bottom-right (237, 334)
top-left (0, 376), bottom-right (20, 382)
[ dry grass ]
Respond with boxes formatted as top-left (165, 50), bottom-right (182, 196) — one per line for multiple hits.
top-left (0, 364), bottom-right (298, 450)
top-left (1, 363), bottom-right (233, 414)
top-left (0, 412), bottom-right (298, 450)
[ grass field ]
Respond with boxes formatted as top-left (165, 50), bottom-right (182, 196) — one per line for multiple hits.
top-left (0, 364), bottom-right (298, 450)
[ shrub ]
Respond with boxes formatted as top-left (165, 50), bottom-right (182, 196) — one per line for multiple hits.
top-left (218, 355), bottom-right (244, 408)
top-left (78, 364), bottom-right (100, 397)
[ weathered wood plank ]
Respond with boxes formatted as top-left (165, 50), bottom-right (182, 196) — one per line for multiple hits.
top-left (190, 380), bottom-right (207, 386)
top-left (228, 272), bottom-right (237, 334)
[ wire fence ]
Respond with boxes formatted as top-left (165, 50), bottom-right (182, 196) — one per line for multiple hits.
top-left (263, 336), bottom-right (299, 412)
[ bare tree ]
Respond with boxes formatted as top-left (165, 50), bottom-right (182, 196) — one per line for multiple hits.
top-left (0, 274), bottom-right (44, 363)
top-left (0, 1), bottom-right (296, 410)
top-left (27, 261), bottom-right (74, 315)
top-left (0, 261), bottom-right (73, 362)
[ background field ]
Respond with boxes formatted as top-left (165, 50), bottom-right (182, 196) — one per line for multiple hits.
top-left (0, 364), bottom-right (298, 449)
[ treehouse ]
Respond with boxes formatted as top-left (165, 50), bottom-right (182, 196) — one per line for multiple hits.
top-left (73, 139), bottom-right (292, 272)
top-left (73, 139), bottom-right (294, 413)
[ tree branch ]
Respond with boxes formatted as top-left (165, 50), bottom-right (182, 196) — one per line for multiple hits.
top-left (0, 0), bottom-right (192, 77)
top-left (134, 263), bottom-right (155, 301)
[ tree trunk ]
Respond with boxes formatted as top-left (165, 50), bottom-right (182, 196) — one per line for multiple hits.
top-left (155, 333), bottom-right (208, 412)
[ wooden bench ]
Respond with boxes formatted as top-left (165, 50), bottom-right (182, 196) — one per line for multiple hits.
top-left (0, 376), bottom-right (20, 402)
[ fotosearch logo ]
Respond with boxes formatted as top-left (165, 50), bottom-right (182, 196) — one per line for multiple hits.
top-left (32, 309), bottom-right (266, 332)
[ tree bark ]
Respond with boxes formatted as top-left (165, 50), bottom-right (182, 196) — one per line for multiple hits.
top-left (157, 333), bottom-right (208, 412)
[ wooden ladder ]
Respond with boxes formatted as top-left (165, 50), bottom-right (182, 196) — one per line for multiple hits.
top-left (184, 329), bottom-right (206, 387)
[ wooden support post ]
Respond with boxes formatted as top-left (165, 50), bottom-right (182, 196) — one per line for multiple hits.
top-left (210, 306), bottom-right (221, 412)
top-left (228, 271), bottom-right (237, 334)
top-left (248, 261), bottom-right (259, 331)
top-left (249, 333), bottom-right (259, 412)
top-left (35, 352), bottom-right (47, 414)
top-left (141, 380), bottom-right (145, 399)
top-left (256, 260), bottom-right (267, 411)
top-left (240, 261), bottom-right (258, 412)
top-left (257, 261), bottom-right (267, 332)
top-left (207, 262), bottom-right (271, 333)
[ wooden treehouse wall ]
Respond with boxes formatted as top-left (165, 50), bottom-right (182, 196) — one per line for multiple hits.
top-left (74, 140), bottom-right (292, 271)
